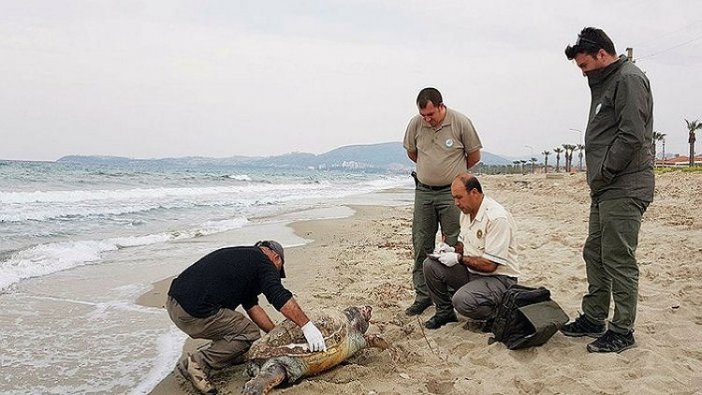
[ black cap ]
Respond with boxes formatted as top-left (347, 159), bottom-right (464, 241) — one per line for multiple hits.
top-left (255, 240), bottom-right (286, 278)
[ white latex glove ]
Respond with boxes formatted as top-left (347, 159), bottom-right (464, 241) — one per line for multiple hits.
top-left (438, 252), bottom-right (461, 267)
top-left (301, 321), bottom-right (327, 352)
top-left (433, 242), bottom-right (455, 254)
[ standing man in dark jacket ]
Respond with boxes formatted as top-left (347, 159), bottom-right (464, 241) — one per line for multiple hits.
top-left (561, 27), bottom-right (654, 353)
top-left (403, 87), bottom-right (483, 316)
top-left (167, 240), bottom-right (326, 394)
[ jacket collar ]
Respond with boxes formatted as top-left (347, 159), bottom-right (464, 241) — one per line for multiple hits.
top-left (471, 195), bottom-right (488, 223)
top-left (587, 55), bottom-right (627, 87)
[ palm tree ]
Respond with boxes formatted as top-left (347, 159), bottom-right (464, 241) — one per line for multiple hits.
top-left (652, 131), bottom-right (666, 165)
top-left (562, 144), bottom-right (577, 172)
top-left (554, 147), bottom-right (564, 172)
top-left (530, 157), bottom-right (538, 173)
top-left (542, 150), bottom-right (551, 173)
top-left (685, 119), bottom-right (702, 167)
top-left (576, 144), bottom-right (585, 171)
top-left (662, 135), bottom-right (667, 162)
top-left (519, 160), bottom-right (527, 174)
top-left (512, 160), bottom-right (521, 174)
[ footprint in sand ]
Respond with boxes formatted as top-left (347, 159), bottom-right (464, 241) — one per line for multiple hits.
top-left (425, 378), bottom-right (455, 394)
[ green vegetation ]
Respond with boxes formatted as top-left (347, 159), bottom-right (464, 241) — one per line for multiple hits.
top-left (655, 166), bottom-right (702, 175)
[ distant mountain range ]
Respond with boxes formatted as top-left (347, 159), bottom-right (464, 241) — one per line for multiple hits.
top-left (57, 142), bottom-right (511, 172)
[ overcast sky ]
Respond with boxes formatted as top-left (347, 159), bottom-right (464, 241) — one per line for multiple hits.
top-left (1, 1), bottom-right (701, 161)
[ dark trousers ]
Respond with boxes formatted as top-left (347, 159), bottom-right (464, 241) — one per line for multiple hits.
top-left (424, 258), bottom-right (515, 319)
top-left (582, 197), bottom-right (648, 334)
top-left (411, 186), bottom-right (461, 304)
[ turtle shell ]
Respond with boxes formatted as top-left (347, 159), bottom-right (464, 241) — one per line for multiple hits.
top-left (245, 306), bottom-right (372, 382)
top-left (247, 309), bottom-right (352, 360)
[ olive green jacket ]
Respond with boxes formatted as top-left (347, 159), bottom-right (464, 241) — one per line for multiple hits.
top-left (584, 55), bottom-right (654, 203)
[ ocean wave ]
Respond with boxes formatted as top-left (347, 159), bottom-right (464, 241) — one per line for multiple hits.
top-left (359, 177), bottom-right (414, 189)
top-left (0, 184), bottom-right (308, 204)
top-left (0, 217), bottom-right (249, 291)
top-left (0, 178), bottom-right (408, 223)
top-left (1, 202), bottom-right (181, 222)
top-left (225, 174), bottom-right (252, 181)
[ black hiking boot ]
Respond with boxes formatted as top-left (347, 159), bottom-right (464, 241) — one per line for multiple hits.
top-left (560, 314), bottom-right (606, 338)
top-left (587, 330), bottom-right (636, 353)
top-left (405, 300), bottom-right (432, 316)
top-left (424, 312), bottom-right (458, 329)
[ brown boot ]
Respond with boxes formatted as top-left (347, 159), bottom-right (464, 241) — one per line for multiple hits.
top-left (176, 355), bottom-right (218, 394)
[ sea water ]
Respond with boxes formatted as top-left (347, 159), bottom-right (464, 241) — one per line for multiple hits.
top-left (0, 160), bottom-right (413, 394)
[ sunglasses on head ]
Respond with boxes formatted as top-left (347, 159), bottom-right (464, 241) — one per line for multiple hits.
top-left (565, 34), bottom-right (602, 60)
top-left (575, 34), bottom-right (601, 47)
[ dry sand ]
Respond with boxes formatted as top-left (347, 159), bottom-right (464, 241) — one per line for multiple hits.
top-left (143, 171), bottom-right (702, 395)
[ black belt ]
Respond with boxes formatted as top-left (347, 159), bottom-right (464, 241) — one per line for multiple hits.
top-left (417, 181), bottom-right (451, 191)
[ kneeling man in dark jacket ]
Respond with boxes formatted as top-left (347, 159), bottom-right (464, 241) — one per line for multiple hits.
top-left (167, 240), bottom-right (326, 394)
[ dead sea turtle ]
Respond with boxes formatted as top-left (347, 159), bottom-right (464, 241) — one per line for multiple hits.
top-left (242, 305), bottom-right (390, 395)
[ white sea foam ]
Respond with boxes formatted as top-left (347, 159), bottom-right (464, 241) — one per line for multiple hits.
top-left (227, 174), bottom-right (252, 181)
top-left (0, 184), bottom-right (314, 204)
top-left (0, 216), bottom-right (249, 291)
top-left (129, 328), bottom-right (187, 395)
top-left (0, 240), bottom-right (116, 290)
top-left (360, 177), bottom-right (414, 189)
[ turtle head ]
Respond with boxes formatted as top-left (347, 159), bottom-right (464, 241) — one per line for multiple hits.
top-left (343, 305), bottom-right (373, 333)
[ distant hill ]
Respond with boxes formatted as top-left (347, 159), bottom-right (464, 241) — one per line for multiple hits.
top-left (57, 142), bottom-right (511, 172)
top-left (239, 142), bottom-right (414, 171)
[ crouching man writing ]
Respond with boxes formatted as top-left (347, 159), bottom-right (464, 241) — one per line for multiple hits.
top-left (423, 173), bottom-right (520, 330)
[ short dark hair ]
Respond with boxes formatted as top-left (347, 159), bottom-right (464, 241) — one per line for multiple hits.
top-left (565, 27), bottom-right (616, 60)
top-left (456, 173), bottom-right (483, 194)
top-left (416, 87), bottom-right (443, 109)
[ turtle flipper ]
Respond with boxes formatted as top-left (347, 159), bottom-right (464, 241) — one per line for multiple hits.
top-left (364, 334), bottom-right (390, 350)
top-left (364, 334), bottom-right (399, 362)
top-left (242, 362), bottom-right (287, 395)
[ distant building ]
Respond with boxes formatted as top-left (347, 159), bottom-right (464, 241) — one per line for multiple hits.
top-left (656, 154), bottom-right (702, 167)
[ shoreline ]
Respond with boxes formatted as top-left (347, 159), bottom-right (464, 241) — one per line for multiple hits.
top-left (143, 204), bottom-right (413, 394)
top-left (145, 172), bottom-right (702, 394)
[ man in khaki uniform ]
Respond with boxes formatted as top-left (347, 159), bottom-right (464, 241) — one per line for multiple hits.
top-left (403, 87), bottom-right (482, 316)
top-left (423, 173), bottom-right (519, 329)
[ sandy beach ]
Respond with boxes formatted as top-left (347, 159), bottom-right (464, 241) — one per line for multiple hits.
top-left (141, 171), bottom-right (702, 395)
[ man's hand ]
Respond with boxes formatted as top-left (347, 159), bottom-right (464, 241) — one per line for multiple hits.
top-left (438, 252), bottom-right (461, 267)
top-left (301, 321), bottom-right (327, 352)
top-left (433, 242), bottom-right (455, 254)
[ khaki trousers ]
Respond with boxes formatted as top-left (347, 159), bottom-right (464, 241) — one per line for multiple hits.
top-left (166, 296), bottom-right (261, 370)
